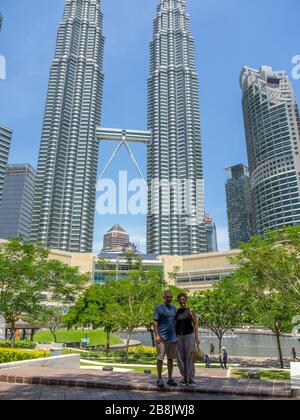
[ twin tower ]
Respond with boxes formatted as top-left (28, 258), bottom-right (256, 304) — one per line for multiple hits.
top-left (30, 0), bottom-right (206, 256)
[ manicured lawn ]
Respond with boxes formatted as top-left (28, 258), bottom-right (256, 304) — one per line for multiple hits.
top-left (230, 369), bottom-right (290, 382)
top-left (34, 329), bottom-right (122, 347)
top-left (80, 361), bottom-right (157, 375)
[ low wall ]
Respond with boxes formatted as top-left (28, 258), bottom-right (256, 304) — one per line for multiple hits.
top-left (0, 354), bottom-right (80, 371)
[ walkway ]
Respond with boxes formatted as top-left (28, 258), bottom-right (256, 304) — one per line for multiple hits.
top-left (0, 366), bottom-right (291, 399)
top-left (0, 382), bottom-right (285, 400)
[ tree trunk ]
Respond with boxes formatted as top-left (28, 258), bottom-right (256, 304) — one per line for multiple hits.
top-left (218, 336), bottom-right (223, 354)
top-left (10, 320), bottom-right (15, 347)
top-left (275, 331), bottom-right (284, 369)
top-left (106, 331), bottom-right (110, 351)
top-left (50, 329), bottom-right (57, 343)
top-left (125, 331), bottom-right (132, 364)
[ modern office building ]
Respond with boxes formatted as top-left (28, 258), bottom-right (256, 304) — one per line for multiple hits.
top-left (0, 164), bottom-right (36, 241)
top-left (147, 0), bottom-right (206, 256)
top-left (205, 215), bottom-right (218, 253)
top-left (225, 164), bottom-right (254, 249)
top-left (94, 252), bottom-right (163, 284)
top-left (31, 0), bottom-right (105, 252)
top-left (0, 125), bottom-right (12, 207)
top-left (240, 66), bottom-right (300, 235)
top-left (102, 224), bottom-right (130, 253)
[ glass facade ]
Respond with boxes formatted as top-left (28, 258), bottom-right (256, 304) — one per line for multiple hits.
top-left (147, 0), bottom-right (206, 255)
top-left (0, 125), bottom-right (12, 208)
top-left (225, 164), bottom-right (254, 249)
top-left (31, 0), bottom-right (105, 252)
top-left (240, 66), bottom-right (300, 235)
top-left (0, 164), bottom-right (36, 241)
top-left (205, 216), bottom-right (218, 253)
top-left (94, 253), bottom-right (163, 284)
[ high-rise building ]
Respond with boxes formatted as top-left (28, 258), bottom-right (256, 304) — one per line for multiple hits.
top-left (241, 66), bottom-right (300, 235)
top-left (225, 164), bottom-right (254, 249)
top-left (0, 125), bottom-right (12, 207)
top-left (0, 164), bottom-right (36, 241)
top-left (102, 225), bottom-right (130, 253)
top-left (31, 0), bottom-right (105, 252)
top-left (147, 0), bottom-right (206, 256)
top-left (204, 215), bottom-right (218, 253)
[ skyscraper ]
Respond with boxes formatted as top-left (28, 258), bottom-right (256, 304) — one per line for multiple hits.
top-left (31, 0), bottom-right (104, 252)
top-left (147, 0), bottom-right (206, 256)
top-left (204, 215), bottom-right (218, 253)
top-left (0, 164), bottom-right (36, 241)
top-left (102, 225), bottom-right (129, 253)
top-left (225, 164), bottom-right (254, 249)
top-left (0, 125), bottom-right (12, 207)
top-left (241, 66), bottom-right (300, 235)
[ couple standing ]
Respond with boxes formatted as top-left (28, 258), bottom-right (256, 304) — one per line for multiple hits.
top-left (153, 290), bottom-right (200, 389)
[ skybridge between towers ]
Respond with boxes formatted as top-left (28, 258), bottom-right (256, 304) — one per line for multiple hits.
top-left (96, 127), bottom-right (151, 183)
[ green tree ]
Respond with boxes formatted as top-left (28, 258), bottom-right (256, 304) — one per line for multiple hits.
top-left (0, 238), bottom-right (89, 343)
top-left (232, 226), bottom-right (300, 311)
top-left (191, 277), bottom-right (247, 353)
top-left (32, 307), bottom-right (65, 343)
top-left (103, 276), bottom-right (163, 363)
top-left (253, 293), bottom-right (294, 368)
top-left (64, 284), bottom-right (117, 350)
top-left (232, 226), bottom-right (300, 367)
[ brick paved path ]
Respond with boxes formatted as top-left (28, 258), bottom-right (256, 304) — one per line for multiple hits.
top-left (0, 383), bottom-right (284, 400)
top-left (0, 366), bottom-right (291, 399)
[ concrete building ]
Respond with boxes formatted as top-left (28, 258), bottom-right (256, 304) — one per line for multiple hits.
top-left (102, 225), bottom-right (129, 253)
top-left (31, 0), bottom-right (105, 253)
top-left (94, 252), bottom-right (163, 284)
top-left (225, 164), bottom-right (254, 249)
top-left (0, 125), bottom-right (12, 207)
top-left (241, 66), bottom-right (300, 235)
top-left (161, 250), bottom-right (240, 293)
top-left (45, 248), bottom-right (239, 294)
top-left (147, 0), bottom-right (206, 256)
top-left (0, 164), bottom-right (36, 240)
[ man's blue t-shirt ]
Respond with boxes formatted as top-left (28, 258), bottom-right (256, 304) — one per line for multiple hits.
top-left (154, 304), bottom-right (177, 343)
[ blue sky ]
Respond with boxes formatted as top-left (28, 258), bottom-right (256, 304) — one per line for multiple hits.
top-left (0, 0), bottom-right (299, 252)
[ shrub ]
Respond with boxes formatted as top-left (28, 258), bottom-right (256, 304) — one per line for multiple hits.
top-left (13, 340), bottom-right (37, 350)
top-left (0, 340), bottom-right (37, 350)
top-left (128, 346), bottom-right (157, 356)
top-left (0, 348), bottom-right (49, 364)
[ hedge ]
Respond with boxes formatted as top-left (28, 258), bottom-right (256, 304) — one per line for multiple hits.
top-left (128, 346), bottom-right (157, 356)
top-left (0, 340), bottom-right (37, 350)
top-left (0, 348), bottom-right (50, 364)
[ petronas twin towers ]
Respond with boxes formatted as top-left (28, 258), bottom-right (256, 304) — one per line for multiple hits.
top-left (31, 0), bottom-right (206, 256)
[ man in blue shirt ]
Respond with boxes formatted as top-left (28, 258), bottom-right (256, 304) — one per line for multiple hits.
top-left (153, 290), bottom-right (178, 389)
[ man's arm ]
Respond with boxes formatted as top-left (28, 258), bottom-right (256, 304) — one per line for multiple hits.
top-left (153, 320), bottom-right (161, 344)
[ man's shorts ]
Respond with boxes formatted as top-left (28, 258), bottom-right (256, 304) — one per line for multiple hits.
top-left (156, 341), bottom-right (177, 361)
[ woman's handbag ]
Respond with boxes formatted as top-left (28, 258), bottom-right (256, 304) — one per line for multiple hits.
top-left (193, 344), bottom-right (203, 363)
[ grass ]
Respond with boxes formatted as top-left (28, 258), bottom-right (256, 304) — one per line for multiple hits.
top-left (66, 349), bottom-right (158, 364)
top-left (34, 329), bottom-right (122, 347)
top-left (80, 361), bottom-right (158, 375)
top-left (230, 369), bottom-right (291, 382)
